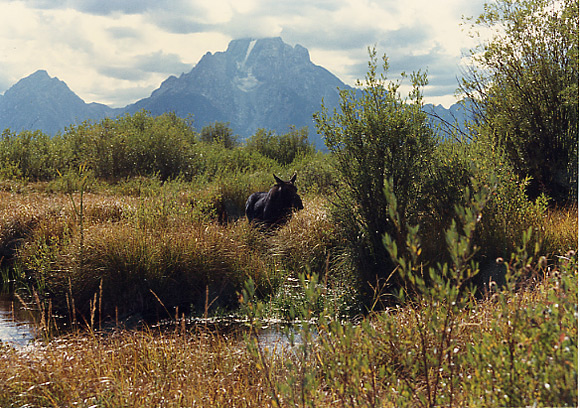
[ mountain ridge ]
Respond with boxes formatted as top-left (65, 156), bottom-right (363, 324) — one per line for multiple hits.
top-left (0, 37), bottom-right (469, 147)
top-left (0, 70), bottom-right (117, 134)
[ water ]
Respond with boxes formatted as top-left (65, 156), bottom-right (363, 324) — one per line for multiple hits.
top-left (152, 317), bottom-right (304, 353)
top-left (0, 293), bottom-right (36, 347)
top-left (0, 297), bottom-right (302, 350)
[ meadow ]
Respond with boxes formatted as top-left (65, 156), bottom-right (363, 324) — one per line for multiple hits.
top-left (0, 162), bottom-right (576, 406)
top-left (1, 0), bottom-right (578, 402)
top-left (0, 99), bottom-right (576, 407)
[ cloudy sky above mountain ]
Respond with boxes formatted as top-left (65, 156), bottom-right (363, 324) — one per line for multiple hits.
top-left (0, 0), bottom-right (487, 108)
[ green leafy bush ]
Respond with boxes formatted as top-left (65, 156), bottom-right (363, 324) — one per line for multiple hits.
top-left (0, 129), bottom-right (61, 181)
top-left (314, 49), bottom-right (459, 297)
top-left (462, 140), bottom-right (548, 259)
top-left (199, 121), bottom-right (238, 149)
top-left (463, 255), bottom-right (578, 406)
top-left (245, 127), bottom-right (315, 165)
top-left (460, 0), bottom-right (579, 203)
top-left (288, 152), bottom-right (338, 195)
top-left (189, 141), bottom-right (277, 181)
top-left (62, 111), bottom-right (198, 181)
top-left (241, 184), bottom-right (577, 407)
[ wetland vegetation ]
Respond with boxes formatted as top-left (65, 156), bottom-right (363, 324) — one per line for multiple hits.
top-left (0, 0), bottom-right (578, 405)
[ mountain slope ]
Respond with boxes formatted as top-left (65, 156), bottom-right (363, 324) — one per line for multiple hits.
top-left (0, 39), bottom-right (471, 147)
top-left (0, 70), bottom-right (116, 134)
top-left (424, 102), bottom-right (473, 138)
top-left (125, 37), bottom-right (346, 148)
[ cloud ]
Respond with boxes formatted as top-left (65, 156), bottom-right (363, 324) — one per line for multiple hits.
top-left (0, 0), bottom-right (487, 108)
top-left (13, 0), bottom-right (157, 15)
top-left (75, 0), bottom-right (154, 15)
top-left (98, 51), bottom-right (191, 81)
top-left (148, 12), bottom-right (212, 35)
top-left (106, 26), bottom-right (141, 40)
top-left (97, 66), bottom-right (149, 82)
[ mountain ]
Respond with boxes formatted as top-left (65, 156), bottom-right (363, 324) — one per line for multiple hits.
top-left (424, 102), bottom-right (472, 138)
top-left (0, 70), bottom-right (116, 134)
top-left (0, 38), bottom-right (471, 147)
top-left (125, 37), bottom-right (346, 148)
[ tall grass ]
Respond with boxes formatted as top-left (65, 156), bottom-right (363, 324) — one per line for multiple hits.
top-left (1, 251), bottom-right (574, 407)
top-left (540, 204), bottom-right (578, 256)
top-left (0, 176), bottom-right (575, 407)
top-left (12, 193), bottom-right (276, 322)
top-left (1, 178), bottom-right (342, 325)
top-left (0, 328), bottom-right (277, 407)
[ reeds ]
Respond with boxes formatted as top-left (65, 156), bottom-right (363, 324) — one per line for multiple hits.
top-left (539, 204), bottom-right (578, 256)
top-left (1, 183), bottom-right (337, 325)
top-left (0, 327), bottom-right (279, 407)
top-left (0, 179), bottom-right (576, 407)
top-left (0, 254), bottom-right (575, 407)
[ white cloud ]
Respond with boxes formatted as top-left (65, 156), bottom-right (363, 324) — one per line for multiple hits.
top-left (0, 0), bottom-right (486, 108)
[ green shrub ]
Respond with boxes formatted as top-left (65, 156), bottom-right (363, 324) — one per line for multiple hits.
top-left (464, 140), bottom-right (548, 259)
top-left (61, 111), bottom-right (197, 181)
top-left (460, 0), bottom-right (578, 204)
top-left (289, 152), bottom-right (338, 195)
top-left (416, 139), bottom-right (473, 261)
top-left (242, 184), bottom-right (577, 407)
top-left (245, 127), bottom-right (315, 165)
top-left (461, 249), bottom-right (578, 406)
top-left (0, 129), bottom-right (62, 181)
top-left (314, 49), bottom-right (453, 298)
top-left (189, 142), bottom-right (278, 181)
top-left (427, 138), bottom-right (549, 264)
top-left (199, 121), bottom-right (238, 149)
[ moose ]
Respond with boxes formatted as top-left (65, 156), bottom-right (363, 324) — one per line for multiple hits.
top-left (245, 173), bottom-right (304, 226)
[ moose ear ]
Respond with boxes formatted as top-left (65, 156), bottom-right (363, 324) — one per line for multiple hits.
top-left (273, 174), bottom-right (283, 184)
top-left (290, 172), bottom-right (297, 184)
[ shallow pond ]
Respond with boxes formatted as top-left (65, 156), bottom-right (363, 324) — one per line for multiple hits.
top-left (0, 296), bottom-right (297, 351)
top-left (0, 293), bottom-right (36, 347)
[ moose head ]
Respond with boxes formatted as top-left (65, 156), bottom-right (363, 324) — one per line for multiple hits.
top-left (245, 173), bottom-right (304, 225)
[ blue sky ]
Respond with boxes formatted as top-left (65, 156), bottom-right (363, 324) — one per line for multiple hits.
top-left (0, 0), bottom-right (487, 108)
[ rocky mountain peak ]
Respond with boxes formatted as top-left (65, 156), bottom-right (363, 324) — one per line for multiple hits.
top-left (0, 38), bottom-right (469, 146)
top-left (127, 37), bottom-right (346, 148)
top-left (4, 70), bottom-right (80, 102)
top-left (0, 70), bottom-right (113, 134)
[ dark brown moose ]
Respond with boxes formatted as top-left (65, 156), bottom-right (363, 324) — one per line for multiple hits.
top-left (245, 173), bottom-right (304, 225)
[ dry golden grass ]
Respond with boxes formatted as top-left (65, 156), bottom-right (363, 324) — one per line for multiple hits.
top-left (0, 260), bottom-right (575, 407)
top-left (0, 183), bottom-right (576, 407)
top-left (269, 196), bottom-right (339, 274)
top-left (0, 187), bottom-right (339, 325)
top-left (540, 204), bottom-right (578, 256)
top-left (0, 328), bottom-right (276, 407)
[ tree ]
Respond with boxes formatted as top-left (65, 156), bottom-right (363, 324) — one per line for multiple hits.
top-left (460, 0), bottom-right (579, 204)
top-left (314, 49), bottom-right (437, 298)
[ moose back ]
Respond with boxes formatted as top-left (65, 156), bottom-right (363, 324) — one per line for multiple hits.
top-left (245, 173), bottom-right (304, 225)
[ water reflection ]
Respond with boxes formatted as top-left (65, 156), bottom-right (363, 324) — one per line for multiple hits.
top-left (153, 317), bottom-right (305, 353)
top-left (0, 293), bottom-right (36, 347)
top-left (0, 299), bottom-right (305, 350)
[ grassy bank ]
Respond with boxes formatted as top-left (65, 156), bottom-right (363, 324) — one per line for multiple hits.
top-left (0, 180), bottom-right (348, 326)
top-left (0, 177), bottom-right (576, 322)
top-left (0, 106), bottom-right (576, 406)
top-left (0, 251), bottom-right (576, 407)
top-left (0, 177), bottom-right (576, 407)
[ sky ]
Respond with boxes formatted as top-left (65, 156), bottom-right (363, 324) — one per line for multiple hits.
top-left (0, 0), bottom-right (488, 108)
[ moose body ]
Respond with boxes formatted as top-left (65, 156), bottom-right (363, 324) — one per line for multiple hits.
top-left (245, 173), bottom-right (303, 225)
